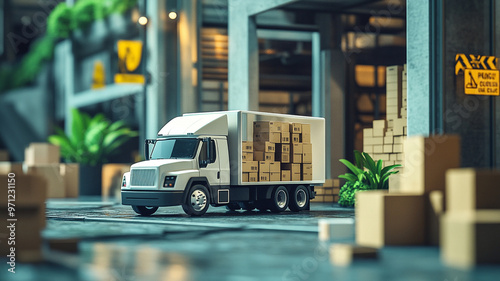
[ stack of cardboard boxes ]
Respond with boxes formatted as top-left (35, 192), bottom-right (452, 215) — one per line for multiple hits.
top-left (363, 65), bottom-right (407, 167)
top-left (241, 121), bottom-right (312, 182)
top-left (311, 179), bottom-right (340, 203)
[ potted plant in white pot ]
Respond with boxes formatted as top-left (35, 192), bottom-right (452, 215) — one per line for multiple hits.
top-left (49, 108), bottom-right (138, 196)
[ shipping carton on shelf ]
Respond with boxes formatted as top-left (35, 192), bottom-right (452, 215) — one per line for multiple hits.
top-left (25, 143), bottom-right (60, 166)
top-left (401, 135), bottom-right (460, 194)
top-left (356, 190), bottom-right (425, 247)
top-left (446, 168), bottom-right (500, 212)
top-left (441, 210), bottom-right (500, 268)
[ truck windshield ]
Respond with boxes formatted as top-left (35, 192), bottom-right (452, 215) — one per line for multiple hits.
top-left (150, 138), bottom-right (199, 160)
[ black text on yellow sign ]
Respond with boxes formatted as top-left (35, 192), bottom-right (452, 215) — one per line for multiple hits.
top-left (114, 40), bottom-right (145, 84)
top-left (464, 69), bottom-right (499, 96)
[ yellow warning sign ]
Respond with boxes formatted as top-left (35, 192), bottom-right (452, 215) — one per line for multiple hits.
top-left (91, 61), bottom-right (105, 89)
top-left (464, 69), bottom-right (499, 96)
top-left (115, 40), bottom-right (144, 84)
top-left (455, 54), bottom-right (498, 75)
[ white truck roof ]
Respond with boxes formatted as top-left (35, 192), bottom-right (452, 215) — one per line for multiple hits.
top-left (158, 113), bottom-right (228, 136)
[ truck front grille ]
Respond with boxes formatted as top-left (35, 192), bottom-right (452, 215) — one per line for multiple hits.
top-left (131, 169), bottom-right (156, 186)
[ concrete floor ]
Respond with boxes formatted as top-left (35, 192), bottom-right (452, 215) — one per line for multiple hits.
top-left (2, 199), bottom-right (500, 281)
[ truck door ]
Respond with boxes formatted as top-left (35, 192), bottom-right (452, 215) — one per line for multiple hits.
top-left (199, 138), bottom-right (220, 186)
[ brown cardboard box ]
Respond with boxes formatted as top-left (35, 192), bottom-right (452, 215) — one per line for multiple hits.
top-left (356, 190), bottom-right (426, 247)
top-left (281, 132), bottom-right (290, 143)
top-left (276, 144), bottom-right (290, 153)
top-left (0, 150), bottom-right (8, 161)
top-left (254, 132), bottom-right (281, 143)
top-left (242, 152), bottom-right (253, 161)
top-left (302, 143), bottom-right (312, 154)
top-left (291, 143), bottom-right (303, 154)
top-left (301, 123), bottom-right (311, 135)
top-left (275, 152), bottom-right (290, 163)
top-left (302, 152), bottom-right (312, 164)
top-left (25, 143), bottom-right (60, 165)
top-left (281, 122), bottom-right (290, 132)
top-left (302, 164), bottom-right (312, 181)
top-left (292, 154), bottom-right (302, 163)
top-left (329, 244), bottom-right (378, 266)
top-left (26, 164), bottom-right (65, 198)
top-left (446, 169), bottom-right (500, 212)
top-left (302, 133), bottom-right (311, 143)
top-left (441, 211), bottom-right (500, 268)
top-left (269, 162), bottom-right (280, 173)
top-left (291, 172), bottom-right (301, 181)
top-left (61, 163), bottom-right (79, 198)
top-left (291, 133), bottom-right (300, 143)
top-left (427, 190), bottom-right (445, 245)
top-left (0, 162), bottom-right (24, 174)
top-left (249, 173), bottom-right (258, 182)
top-left (242, 141), bottom-right (253, 152)
top-left (259, 172), bottom-right (270, 181)
top-left (281, 170), bottom-right (291, 181)
top-left (290, 123), bottom-right (302, 133)
top-left (259, 161), bottom-right (270, 173)
top-left (282, 163), bottom-right (301, 174)
top-left (102, 164), bottom-right (130, 197)
top-left (402, 135), bottom-right (460, 194)
top-left (253, 151), bottom-right (274, 161)
top-left (254, 142), bottom-right (275, 152)
top-left (270, 172), bottom-right (280, 181)
top-left (254, 121), bottom-right (281, 132)
top-left (302, 173), bottom-right (312, 181)
top-left (242, 172), bottom-right (249, 182)
top-left (242, 161), bottom-right (258, 172)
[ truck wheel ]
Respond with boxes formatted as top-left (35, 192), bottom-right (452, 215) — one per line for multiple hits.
top-left (269, 186), bottom-right (289, 213)
top-left (132, 205), bottom-right (158, 216)
top-left (289, 185), bottom-right (309, 212)
top-left (182, 185), bottom-right (210, 216)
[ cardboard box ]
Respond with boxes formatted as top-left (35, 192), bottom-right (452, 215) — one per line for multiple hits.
top-left (254, 121), bottom-right (281, 132)
top-left (259, 161), bottom-right (270, 173)
top-left (441, 211), bottom-right (500, 268)
top-left (102, 164), bottom-right (129, 197)
top-left (25, 143), bottom-right (60, 165)
top-left (281, 132), bottom-right (290, 143)
top-left (270, 172), bottom-right (281, 181)
top-left (269, 162), bottom-right (280, 173)
top-left (0, 150), bottom-right (8, 161)
top-left (427, 190), bottom-right (444, 245)
top-left (446, 169), bottom-right (500, 212)
top-left (302, 143), bottom-right (312, 153)
top-left (302, 152), bottom-right (312, 164)
top-left (329, 244), bottom-right (378, 266)
top-left (276, 144), bottom-right (290, 153)
top-left (291, 133), bottom-right (301, 143)
top-left (242, 172), bottom-right (249, 182)
top-left (26, 164), bottom-right (66, 198)
top-left (254, 132), bottom-right (281, 143)
top-left (319, 218), bottom-right (355, 241)
top-left (292, 154), bottom-right (302, 163)
top-left (275, 152), bottom-right (290, 163)
top-left (253, 151), bottom-right (274, 161)
top-left (281, 170), bottom-right (291, 181)
top-left (61, 163), bottom-right (79, 198)
top-left (242, 161), bottom-right (258, 172)
top-left (302, 133), bottom-right (311, 143)
top-left (290, 123), bottom-right (302, 133)
top-left (254, 141), bottom-right (275, 152)
top-left (302, 173), bottom-right (312, 181)
top-left (401, 135), bottom-right (460, 194)
top-left (291, 143), bottom-right (303, 154)
top-left (249, 172), bottom-right (258, 182)
top-left (281, 122), bottom-right (290, 132)
top-left (0, 162), bottom-right (24, 174)
top-left (258, 172), bottom-right (270, 181)
top-left (356, 190), bottom-right (426, 247)
top-left (301, 124), bottom-right (311, 135)
top-left (242, 152), bottom-right (253, 161)
top-left (291, 172), bottom-right (301, 181)
top-left (242, 141), bottom-right (253, 152)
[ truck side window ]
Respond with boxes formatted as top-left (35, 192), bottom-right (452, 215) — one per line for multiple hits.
top-left (200, 140), bottom-right (217, 164)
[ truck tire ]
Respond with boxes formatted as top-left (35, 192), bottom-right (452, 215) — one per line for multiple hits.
top-left (289, 185), bottom-right (309, 212)
top-left (132, 205), bottom-right (158, 216)
top-left (182, 184), bottom-right (210, 216)
top-left (269, 186), bottom-right (289, 213)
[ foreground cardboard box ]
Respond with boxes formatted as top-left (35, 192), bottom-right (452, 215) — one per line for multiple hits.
top-left (356, 190), bottom-right (425, 247)
top-left (426, 190), bottom-right (445, 245)
top-left (0, 162), bottom-right (23, 175)
top-left (0, 174), bottom-right (47, 262)
top-left (441, 210), bottom-right (500, 268)
top-left (61, 163), bottom-right (79, 198)
top-left (25, 143), bottom-right (60, 166)
top-left (0, 150), bottom-right (9, 161)
top-left (446, 169), bottom-right (500, 212)
top-left (401, 135), bottom-right (460, 194)
top-left (26, 164), bottom-right (65, 198)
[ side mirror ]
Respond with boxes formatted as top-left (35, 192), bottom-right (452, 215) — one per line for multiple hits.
top-left (144, 139), bottom-right (155, 160)
top-left (199, 137), bottom-right (211, 168)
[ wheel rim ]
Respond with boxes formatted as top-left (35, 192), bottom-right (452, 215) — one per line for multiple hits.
top-left (191, 189), bottom-right (207, 211)
top-left (296, 189), bottom-right (307, 208)
top-left (276, 189), bottom-right (287, 209)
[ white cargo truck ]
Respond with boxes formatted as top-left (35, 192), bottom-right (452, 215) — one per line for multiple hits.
top-left (121, 111), bottom-right (325, 216)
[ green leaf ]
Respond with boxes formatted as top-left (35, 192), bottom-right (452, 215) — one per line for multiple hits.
top-left (362, 153), bottom-right (377, 174)
top-left (108, 120), bottom-right (127, 132)
top-left (339, 159), bottom-right (363, 176)
top-left (70, 108), bottom-right (86, 148)
top-left (376, 160), bottom-right (383, 175)
top-left (354, 150), bottom-right (364, 169)
top-left (381, 164), bottom-right (402, 176)
top-left (339, 174), bottom-right (357, 183)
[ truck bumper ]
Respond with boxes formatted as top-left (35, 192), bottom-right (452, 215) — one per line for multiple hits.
top-left (122, 190), bottom-right (184, 207)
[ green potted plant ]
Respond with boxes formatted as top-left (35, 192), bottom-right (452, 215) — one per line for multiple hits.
top-left (48, 108), bottom-right (138, 195)
top-left (338, 150), bottom-right (401, 207)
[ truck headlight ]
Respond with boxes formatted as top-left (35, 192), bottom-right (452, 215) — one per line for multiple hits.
top-left (163, 176), bottom-right (177, 188)
top-left (122, 176), bottom-right (127, 187)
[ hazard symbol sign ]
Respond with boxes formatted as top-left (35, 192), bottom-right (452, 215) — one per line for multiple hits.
top-left (464, 69), bottom-right (499, 96)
